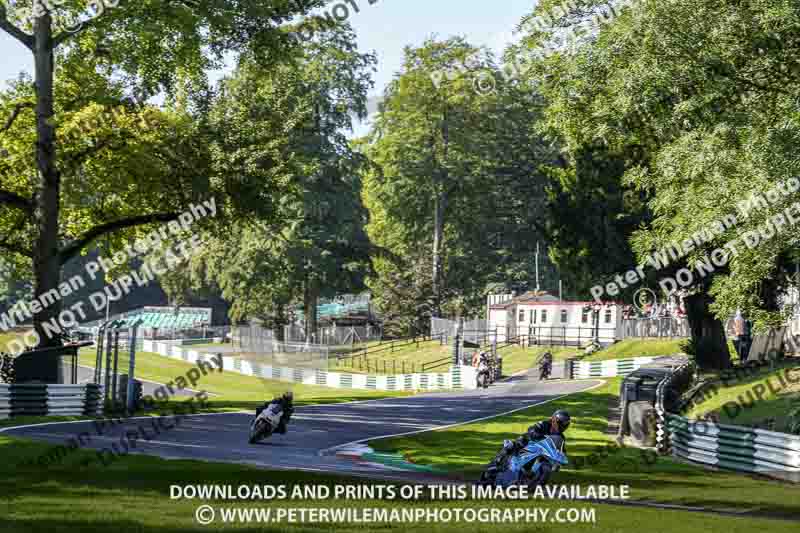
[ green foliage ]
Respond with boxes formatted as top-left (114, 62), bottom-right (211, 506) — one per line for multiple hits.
top-left (362, 37), bottom-right (562, 328)
top-left (162, 24), bottom-right (377, 330)
top-left (679, 336), bottom-right (728, 369)
top-left (517, 0), bottom-right (800, 332)
top-left (0, 0), bottom-right (329, 344)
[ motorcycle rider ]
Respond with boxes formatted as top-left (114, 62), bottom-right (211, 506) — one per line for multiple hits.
top-left (539, 351), bottom-right (553, 380)
top-left (494, 410), bottom-right (571, 464)
top-left (256, 391), bottom-right (294, 434)
top-left (475, 350), bottom-right (491, 388)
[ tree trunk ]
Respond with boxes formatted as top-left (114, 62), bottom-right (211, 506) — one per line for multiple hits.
top-left (685, 292), bottom-right (730, 370)
top-left (431, 105), bottom-right (449, 317)
top-left (304, 279), bottom-right (319, 343)
top-left (432, 189), bottom-right (446, 316)
top-left (32, 16), bottom-right (62, 349)
top-left (274, 306), bottom-right (286, 342)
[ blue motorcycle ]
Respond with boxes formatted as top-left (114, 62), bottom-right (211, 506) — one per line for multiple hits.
top-left (478, 435), bottom-right (568, 487)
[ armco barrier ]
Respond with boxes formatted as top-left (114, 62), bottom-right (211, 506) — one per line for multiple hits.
top-left (143, 339), bottom-right (477, 391)
top-left (0, 383), bottom-right (103, 419)
top-left (667, 414), bottom-right (800, 483)
top-left (571, 356), bottom-right (657, 379)
top-left (0, 385), bottom-right (10, 419)
top-left (655, 360), bottom-right (694, 452)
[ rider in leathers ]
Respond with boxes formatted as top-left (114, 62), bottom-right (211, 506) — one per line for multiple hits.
top-left (256, 391), bottom-right (294, 434)
top-left (493, 410), bottom-right (571, 465)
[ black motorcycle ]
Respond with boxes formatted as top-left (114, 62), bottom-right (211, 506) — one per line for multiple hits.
top-left (539, 360), bottom-right (552, 380)
top-left (538, 352), bottom-right (553, 380)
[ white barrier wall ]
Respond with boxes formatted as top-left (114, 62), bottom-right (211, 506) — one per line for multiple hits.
top-left (142, 340), bottom-right (476, 391)
top-left (571, 356), bottom-right (658, 379)
top-left (0, 384), bottom-right (103, 419)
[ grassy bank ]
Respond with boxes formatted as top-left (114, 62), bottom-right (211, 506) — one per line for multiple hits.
top-left (1, 433), bottom-right (796, 532)
top-left (685, 361), bottom-right (800, 432)
top-left (370, 379), bottom-right (799, 516)
top-left (330, 339), bottom-right (452, 374)
top-left (582, 338), bottom-right (685, 361)
top-left (0, 331), bottom-right (24, 353)
top-left (497, 345), bottom-right (578, 376)
top-left (78, 349), bottom-right (409, 411)
top-left (186, 338), bottom-right (690, 377)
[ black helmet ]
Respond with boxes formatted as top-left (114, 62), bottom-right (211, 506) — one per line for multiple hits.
top-left (552, 410), bottom-right (571, 432)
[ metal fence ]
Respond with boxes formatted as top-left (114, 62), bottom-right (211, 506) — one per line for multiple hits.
top-left (430, 317), bottom-right (458, 339)
top-left (226, 325), bottom-right (329, 370)
top-left (234, 324), bottom-right (276, 351)
top-left (234, 324), bottom-right (381, 348)
top-left (430, 317), bottom-right (489, 345)
top-left (287, 324), bottom-right (382, 346)
top-left (622, 318), bottom-right (690, 338)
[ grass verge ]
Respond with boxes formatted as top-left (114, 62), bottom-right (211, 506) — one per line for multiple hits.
top-left (685, 361), bottom-right (800, 432)
top-left (78, 348), bottom-right (410, 411)
top-left (582, 338), bottom-right (686, 361)
top-left (1, 433), bottom-right (797, 532)
top-left (370, 379), bottom-right (800, 517)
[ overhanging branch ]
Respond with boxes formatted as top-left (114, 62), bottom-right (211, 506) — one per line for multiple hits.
top-left (53, 14), bottom-right (103, 48)
top-left (0, 213), bottom-right (32, 257)
top-left (0, 189), bottom-right (33, 212)
top-left (0, 7), bottom-right (34, 50)
top-left (0, 102), bottom-right (34, 134)
top-left (58, 212), bottom-right (180, 264)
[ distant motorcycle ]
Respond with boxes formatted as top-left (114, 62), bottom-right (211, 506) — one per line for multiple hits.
top-left (249, 397), bottom-right (292, 444)
top-left (538, 352), bottom-right (553, 380)
top-left (476, 354), bottom-right (491, 389)
top-left (478, 435), bottom-right (568, 488)
top-left (539, 360), bottom-right (552, 380)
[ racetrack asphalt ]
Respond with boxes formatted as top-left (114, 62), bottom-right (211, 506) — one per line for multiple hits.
top-left (3, 375), bottom-right (603, 478)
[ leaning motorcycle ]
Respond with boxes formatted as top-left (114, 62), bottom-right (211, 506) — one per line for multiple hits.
top-left (248, 402), bottom-right (286, 444)
top-left (476, 357), bottom-right (491, 389)
top-left (539, 361), bottom-right (552, 380)
top-left (478, 435), bottom-right (568, 487)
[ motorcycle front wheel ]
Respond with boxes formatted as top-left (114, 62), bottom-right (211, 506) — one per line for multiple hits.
top-left (248, 420), bottom-right (269, 444)
top-left (477, 467), bottom-right (497, 486)
top-left (528, 461), bottom-right (553, 487)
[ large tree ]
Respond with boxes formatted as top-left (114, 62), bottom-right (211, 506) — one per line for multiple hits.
top-left (0, 0), bottom-right (326, 347)
top-left (516, 0), bottom-right (800, 367)
top-left (160, 24), bottom-right (377, 341)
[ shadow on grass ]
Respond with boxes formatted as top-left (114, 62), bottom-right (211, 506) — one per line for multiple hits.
top-left (370, 387), bottom-right (800, 517)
